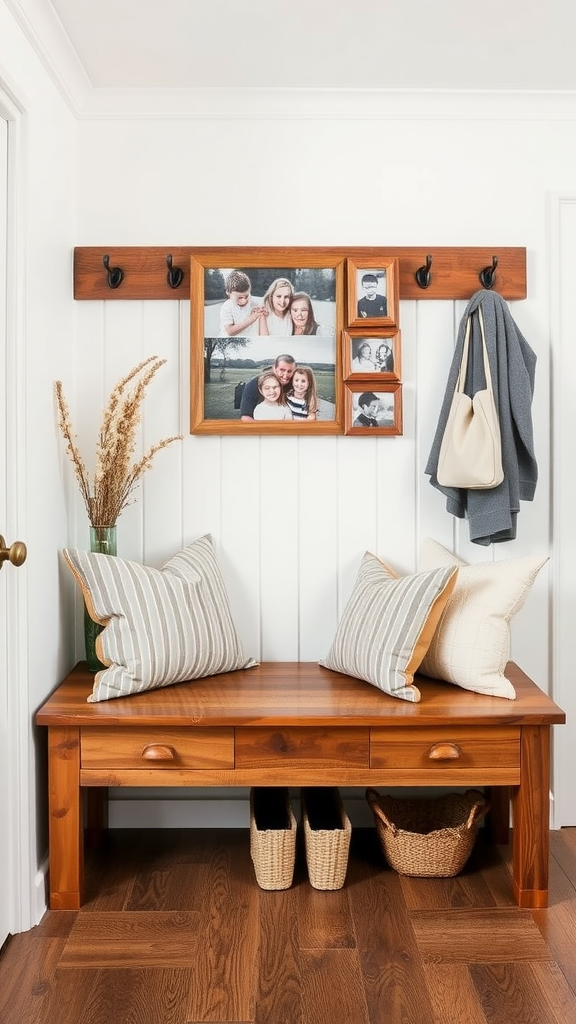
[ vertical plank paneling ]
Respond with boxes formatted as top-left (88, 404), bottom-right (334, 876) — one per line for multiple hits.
top-left (415, 299), bottom-right (460, 559)
top-left (258, 435), bottom-right (300, 660)
top-left (336, 435), bottom-right (379, 616)
top-left (102, 301), bottom-right (148, 563)
top-left (220, 436), bottom-right (263, 660)
top-left (298, 435), bottom-right (339, 660)
top-left (141, 300), bottom-right (183, 566)
top-left (71, 301), bottom-right (106, 549)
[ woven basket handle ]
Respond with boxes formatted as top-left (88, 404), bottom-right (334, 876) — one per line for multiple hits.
top-left (464, 790), bottom-right (490, 830)
top-left (366, 788), bottom-right (398, 835)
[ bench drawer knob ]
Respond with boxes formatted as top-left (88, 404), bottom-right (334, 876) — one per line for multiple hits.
top-left (428, 742), bottom-right (461, 761)
top-left (141, 743), bottom-right (176, 762)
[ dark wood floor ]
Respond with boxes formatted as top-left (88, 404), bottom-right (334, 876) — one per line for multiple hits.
top-left (1, 823), bottom-right (576, 1024)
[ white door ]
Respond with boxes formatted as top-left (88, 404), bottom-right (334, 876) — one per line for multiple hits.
top-left (0, 111), bottom-right (11, 947)
top-left (551, 193), bottom-right (576, 826)
top-left (0, 110), bottom-right (26, 945)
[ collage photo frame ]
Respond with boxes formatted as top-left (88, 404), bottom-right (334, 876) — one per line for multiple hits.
top-left (189, 249), bottom-right (402, 436)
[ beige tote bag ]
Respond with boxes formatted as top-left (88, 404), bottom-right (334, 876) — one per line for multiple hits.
top-left (437, 307), bottom-right (504, 489)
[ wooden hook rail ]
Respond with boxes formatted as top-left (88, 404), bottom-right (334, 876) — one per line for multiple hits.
top-left (73, 246), bottom-right (527, 301)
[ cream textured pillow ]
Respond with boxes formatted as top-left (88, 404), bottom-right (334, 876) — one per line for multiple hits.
top-left (320, 552), bottom-right (458, 703)
top-left (418, 538), bottom-right (547, 699)
top-left (64, 534), bottom-right (257, 702)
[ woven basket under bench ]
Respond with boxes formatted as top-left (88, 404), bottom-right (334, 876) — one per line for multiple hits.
top-left (366, 788), bottom-right (489, 878)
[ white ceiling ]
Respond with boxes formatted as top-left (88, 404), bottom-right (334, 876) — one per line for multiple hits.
top-left (7, 0), bottom-right (576, 112)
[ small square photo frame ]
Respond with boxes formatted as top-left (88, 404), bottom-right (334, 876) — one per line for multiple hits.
top-left (342, 329), bottom-right (401, 382)
top-left (346, 257), bottom-right (399, 329)
top-left (344, 383), bottom-right (403, 436)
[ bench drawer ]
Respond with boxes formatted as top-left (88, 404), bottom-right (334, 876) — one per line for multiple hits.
top-left (235, 727), bottom-right (370, 768)
top-left (370, 726), bottom-right (520, 770)
top-left (81, 727), bottom-right (235, 769)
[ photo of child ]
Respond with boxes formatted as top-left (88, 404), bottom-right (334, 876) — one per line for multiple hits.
top-left (252, 369), bottom-right (293, 421)
top-left (347, 387), bottom-right (401, 435)
top-left (357, 271), bottom-right (387, 319)
top-left (286, 365), bottom-right (319, 421)
top-left (219, 270), bottom-right (265, 337)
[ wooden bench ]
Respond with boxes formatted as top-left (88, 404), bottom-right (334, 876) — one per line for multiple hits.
top-left (36, 660), bottom-right (565, 911)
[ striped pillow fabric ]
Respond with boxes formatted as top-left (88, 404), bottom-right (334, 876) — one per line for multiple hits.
top-left (64, 534), bottom-right (257, 703)
top-left (320, 552), bottom-right (458, 702)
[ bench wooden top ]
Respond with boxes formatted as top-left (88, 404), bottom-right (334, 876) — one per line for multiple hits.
top-left (36, 661), bottom-right (565, 729)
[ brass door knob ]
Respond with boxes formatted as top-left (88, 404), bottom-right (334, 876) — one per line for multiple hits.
top-left (0, 535), bottom-right (27, 570)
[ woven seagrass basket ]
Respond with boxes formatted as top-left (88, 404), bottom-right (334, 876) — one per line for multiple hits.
top-left (249, 787), bottom-right (297, 890)
top-left (301, 787), bottom-right (352, 890)
top-left (366, 788), bottom-right (489, 878)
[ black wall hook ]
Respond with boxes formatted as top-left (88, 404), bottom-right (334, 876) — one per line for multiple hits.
top-left (415, 254), bottom-right (433, 289)
top-left (102, 255), bottom-right (124, 289)
top-left (480, 255), bottom-right (498, 289)
top-left (166, 254), bottom-right (184, 289)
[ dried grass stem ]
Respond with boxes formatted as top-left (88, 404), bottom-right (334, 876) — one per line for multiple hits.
top-left (55, 356), bottom-right (182, 527)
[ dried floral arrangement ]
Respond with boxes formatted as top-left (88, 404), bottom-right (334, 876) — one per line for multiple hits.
top-left (55, 355), bottom-right (182, 529)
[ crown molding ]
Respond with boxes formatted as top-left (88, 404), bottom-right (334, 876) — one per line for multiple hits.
top-left (77, 87), bottom-right (576, 122)
top-left (5, 0), bottom-right (91, 114)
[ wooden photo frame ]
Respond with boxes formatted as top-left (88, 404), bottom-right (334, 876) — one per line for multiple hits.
top-left (190, 249), bottom-right (345, 435)
top-left (346, 257), bottom-right (399, 329)
top-left (344, 383), bottom-right (403, 436)
top-left (342, 329), bottom-right (401, 382)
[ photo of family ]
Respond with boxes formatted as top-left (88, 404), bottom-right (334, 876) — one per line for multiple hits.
top-left (196, 263), bottom-right (339, 426)
top-left (204, 267), bottom-right (336, 340)
top-left (346, 257), bottom-right (399, 330)
top-left (203, 340), bottom-right (336, 422)
top-left (344, 384), bottom-right (403, 436)
top-left (343, 331), bottom-right (401, 381)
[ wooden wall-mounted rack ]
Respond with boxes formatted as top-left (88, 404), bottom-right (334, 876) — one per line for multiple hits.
top-left (74, 246), bottom-right (527, 301)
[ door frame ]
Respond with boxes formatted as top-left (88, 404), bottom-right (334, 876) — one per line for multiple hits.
top-left (0, 80), bottom-right (32, 934)
top-left (550, 191), bottom-right (576, 827)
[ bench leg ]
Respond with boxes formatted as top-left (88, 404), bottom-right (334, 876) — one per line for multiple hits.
top-left (511, 725), bottom-right (550, 909)
top-left (47, 726), bottom-right (83, 910)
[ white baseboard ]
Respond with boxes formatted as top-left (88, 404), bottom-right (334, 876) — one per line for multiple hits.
top-left (34, 858), bottom-right (49, 926)
top-left (107, 787), bottom-right (456, 830)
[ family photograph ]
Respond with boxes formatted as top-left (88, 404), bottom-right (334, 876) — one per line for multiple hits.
top-left (202, 266), bottom-right (337, 421)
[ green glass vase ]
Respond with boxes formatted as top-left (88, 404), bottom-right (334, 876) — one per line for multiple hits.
top-left (84, 525), bottom-right (117, 672)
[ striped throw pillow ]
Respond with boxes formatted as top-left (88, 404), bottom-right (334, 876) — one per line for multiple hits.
top-left (64, 534), bottom-right (257, 702)
top-left (320, 552), bottom-right (458, 702)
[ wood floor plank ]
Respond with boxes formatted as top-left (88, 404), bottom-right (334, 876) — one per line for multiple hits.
top-left (299, 948), bottom-right (369, 1024)
top-left (256, 888), bottom-right (301, 1024)
top-left (349, 861), bottom-right (437, 1023)
top-left (33, 909), bottom-right (77, 938)
top-left (549, 828), bottom-right (576, 891)
top-left (44, 967), bottom-right (191, 1024)
top-left (423, 964), bottom-right (488, 1024)
top-left (185, 830), bottom-right (259, 1023)
top-left (298, 884), bottom-right (356, 949)
top-left (126, 859), bottom-right (211, 912)
top-left (412, 908), bottom-right (553, 963)
top-left (470, 962), bottom-right (574, 1024)
top-left (532, 852), bottom-right (576, 992)
top-left (531, 961), bottom-right (576, 1024)
top-left (2, 827), bottom-right (576, 1024)
top-left (0, 937), bottom-right (65, 1024)
top-left (59, 911), bottom-right (199, 968)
